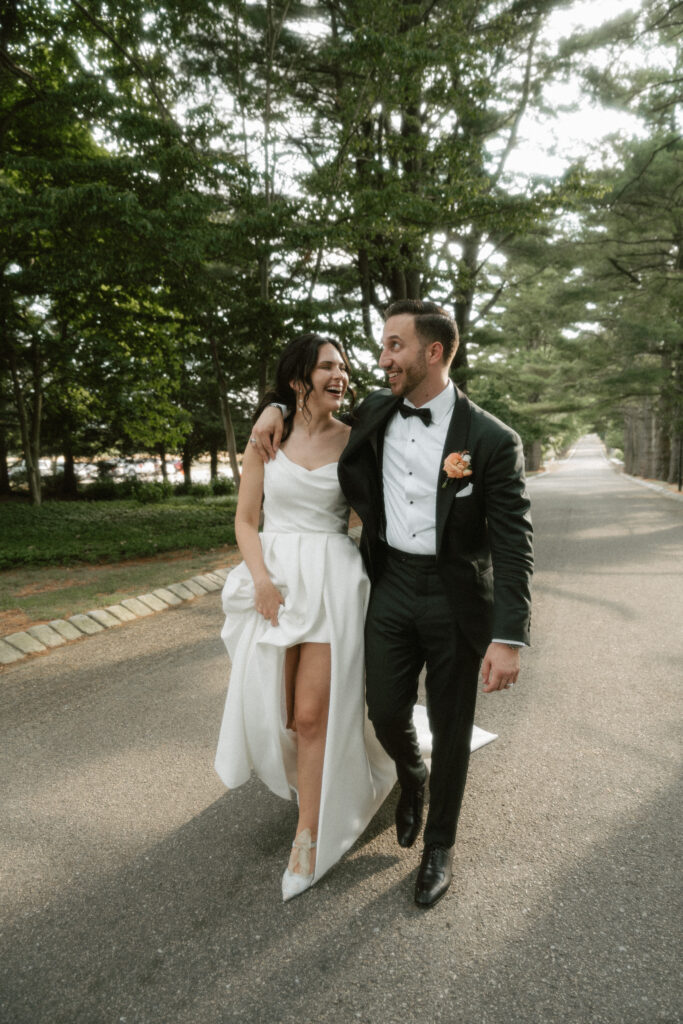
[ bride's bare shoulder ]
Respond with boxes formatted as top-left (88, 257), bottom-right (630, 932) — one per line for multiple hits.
top-left (331, 419), bottom-right (351, 455)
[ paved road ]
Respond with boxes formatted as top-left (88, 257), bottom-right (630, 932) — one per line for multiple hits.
top-left (1, 437), bottom-right (681, 1024)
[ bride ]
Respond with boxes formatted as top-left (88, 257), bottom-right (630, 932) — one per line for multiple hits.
top-left (214, 333), bottom-right (396, 901)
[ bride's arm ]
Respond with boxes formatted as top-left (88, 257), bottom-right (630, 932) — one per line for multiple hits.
top-left (235, 446), bottom-right (284, 626)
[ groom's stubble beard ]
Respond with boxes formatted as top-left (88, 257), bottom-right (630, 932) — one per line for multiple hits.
top-left (392, 344), bottom-right (429, 400)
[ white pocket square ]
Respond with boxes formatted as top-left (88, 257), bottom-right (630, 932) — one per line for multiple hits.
top-left (456, 482), bottom-right (473, 498)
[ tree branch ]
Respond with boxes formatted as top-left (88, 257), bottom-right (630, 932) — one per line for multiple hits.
top-left (607, 257), bottom-right (641, 283)
top-left (0, 46), bottom-right (41, 95)
top-left (493, 17), bottom-right (540, 181)
top-left (71, 0), bottom-right (175, 124)
top-left (610, 135), bottom-right (681, 205)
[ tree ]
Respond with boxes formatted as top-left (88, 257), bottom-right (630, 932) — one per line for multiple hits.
top-left (0, 1), bottom-right (233, 499)
top-left (556, 0), bottom-right (682, 480)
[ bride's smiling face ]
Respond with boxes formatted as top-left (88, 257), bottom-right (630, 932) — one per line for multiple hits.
top-left (297, 343), bottom-right (349, 413)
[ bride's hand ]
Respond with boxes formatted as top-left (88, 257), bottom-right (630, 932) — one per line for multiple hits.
top-left (250, 407), bottom-right (284, 462)
top-left (254, 579), bottom-right (284, 625)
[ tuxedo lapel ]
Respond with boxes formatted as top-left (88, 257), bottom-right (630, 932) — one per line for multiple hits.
top-left (338, 392), bottom-right (401, 530)
top-left (343, 393), bottom-right (401, 461)
top-left (436, 387), bottom-right (472, 553)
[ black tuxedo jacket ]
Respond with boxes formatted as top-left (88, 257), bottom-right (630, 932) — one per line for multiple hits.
top-left (338, 387), bottom-right (533, 656)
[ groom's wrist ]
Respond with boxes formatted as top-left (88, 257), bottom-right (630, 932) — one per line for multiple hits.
top-left (269, 402), bottom-right (289, 419)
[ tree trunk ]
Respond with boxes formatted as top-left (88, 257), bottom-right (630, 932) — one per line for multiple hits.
top-left (209, 335), bottom-right (241, 491)
top-left (182, 443), bottom-right (193, 485)
top-left (406, 268), bottom-right (421, 300)
top-left (7, 340), bottom-right (42, 505)
top-left (655, 414), bottom-right (669, 482)
top-left (673, 435), bottom-right (683, 491)
top-left (639, 401), bottom-right (657, 478)
top-left (62, 443), bottom-right (78, 499)
top-left (452, 232), bottom-right (481, 392)
top-left (624, 400), bottom-right (662, 479)
top-left (523, 439), bottom-right (542, 473)
top-left (210, 441), bottom-right (218, 480)
top-left (390, 267), bottom-right (407, 301)
top-left (0, 422), bottom-right (10, 496)
top-left (258, 254), bottom-right (271, 399)
top-left (623, 407), bottom-right (636, 475)
top-left (358, 247), bottom-right (375, 342)
top-left (157, 443), bottom-right (168, 482)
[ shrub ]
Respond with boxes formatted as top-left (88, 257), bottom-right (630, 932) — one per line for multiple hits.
top-left (210, 476), bottom-right (235, 497)
top-left (41, 472), bottom-right (67, 499)
top-left (96, 460), bottom-right (119, 480)
top-left (0, 497), bottom-right (236, 568)
top-left (173, 481), bottom-right (212, 498)
top-left (82, 478), bottom-right (136, 501)
top-left (189, 482), bottom-right (211, 499)
top-left (133, 481), bottom-right (172, 504)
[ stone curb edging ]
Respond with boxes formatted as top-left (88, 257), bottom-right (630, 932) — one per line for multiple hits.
top-left (0, 569), bottom-right (230, 668)
top-left (622, 472), bottom-right (683, 502)
top-left (605, 453), bottom-right (683, 502)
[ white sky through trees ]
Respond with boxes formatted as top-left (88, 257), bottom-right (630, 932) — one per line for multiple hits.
top-left (506, 0), bottom-right (666, 179)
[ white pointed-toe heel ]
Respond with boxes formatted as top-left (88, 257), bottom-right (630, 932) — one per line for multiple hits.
top-left (282, 828), bottom-right (317, 902)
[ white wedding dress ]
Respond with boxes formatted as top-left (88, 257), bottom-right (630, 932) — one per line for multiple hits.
top-left (215, 448), bottom-right (496, 886)
top-left (215, 449), bottom-right (396, 884)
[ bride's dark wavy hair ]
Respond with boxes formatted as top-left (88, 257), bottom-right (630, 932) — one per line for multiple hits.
top-left (254, 333), bottom-right (355, 442)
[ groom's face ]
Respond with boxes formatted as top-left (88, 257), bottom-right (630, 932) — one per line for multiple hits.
top-left (379, 314), bottom-right (428, 401)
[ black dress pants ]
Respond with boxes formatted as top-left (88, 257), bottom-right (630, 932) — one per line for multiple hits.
top-left (364, 547), bottom-right (481, 849)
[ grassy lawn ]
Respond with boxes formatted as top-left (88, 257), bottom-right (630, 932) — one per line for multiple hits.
top-left (0, 496), bottom-right (240, 632)
top-left (0, 496), bottom-right (237, 569)
top-left (0, 546), bottom-right (243, 632)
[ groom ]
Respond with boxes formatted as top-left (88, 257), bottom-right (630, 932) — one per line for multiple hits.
top-left (253, 300), bottom-right (533, 907)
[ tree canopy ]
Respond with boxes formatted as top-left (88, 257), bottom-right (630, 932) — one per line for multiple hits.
top-left (1, 0), bottom-right (680, 502)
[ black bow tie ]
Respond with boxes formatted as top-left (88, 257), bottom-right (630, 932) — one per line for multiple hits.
top-left (398, 402), bottom-right (432, 426)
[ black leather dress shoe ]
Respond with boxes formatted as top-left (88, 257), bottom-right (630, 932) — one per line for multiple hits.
top-left (395, 782), bottom-right (425, 848)
top-left (414, 844), bottom-right (454, 908)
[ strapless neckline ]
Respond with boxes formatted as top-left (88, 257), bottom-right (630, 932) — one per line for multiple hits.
top-left (278, 448), bottom-right (338, 474)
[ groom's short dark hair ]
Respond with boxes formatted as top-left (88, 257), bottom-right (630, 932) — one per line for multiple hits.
top-left (384, 299), bottom-right (459, 364)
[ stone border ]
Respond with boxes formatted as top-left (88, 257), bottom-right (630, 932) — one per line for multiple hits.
top-left (0, 569), bottom-right (229, 668)
top-left (605, 452), bottom-right (683, 502)
top-left (622, 472), bottom-right (683, 502)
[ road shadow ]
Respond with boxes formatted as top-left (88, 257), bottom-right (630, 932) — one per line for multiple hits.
top-left (1, 770), bottom-right (679, 1024)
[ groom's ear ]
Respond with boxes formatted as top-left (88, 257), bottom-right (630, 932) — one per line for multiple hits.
top-left (427, 341), bottom-right (443, 365)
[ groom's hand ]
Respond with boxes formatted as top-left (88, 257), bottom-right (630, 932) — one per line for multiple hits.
top-left (481, 642), bottom-right (520, 693)
top-left (250, 406), bottom-right (284, 462)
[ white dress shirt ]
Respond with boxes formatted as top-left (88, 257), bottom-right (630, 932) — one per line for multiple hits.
top-left (383, 381), bottom-right (455, 555)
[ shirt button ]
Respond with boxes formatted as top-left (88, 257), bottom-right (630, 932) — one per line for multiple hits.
top-left (410, 501), bottom-right (414, 504)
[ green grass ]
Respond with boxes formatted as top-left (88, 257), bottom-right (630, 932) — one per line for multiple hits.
top-left (0, 547), bottom-right (242, 626)
top-left (0, 496), bottom-right (237, 570)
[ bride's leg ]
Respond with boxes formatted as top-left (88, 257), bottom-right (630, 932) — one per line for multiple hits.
top-left (284, 646), bottom-right (300, 730)
top-left (290, 641), bottom-right (331, 874)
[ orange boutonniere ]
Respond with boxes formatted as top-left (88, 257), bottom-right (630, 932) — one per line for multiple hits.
top-left (442, 450), bottom-right (472, 488)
